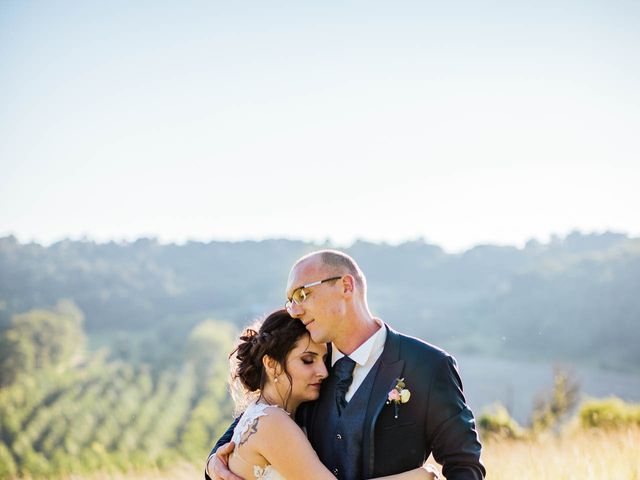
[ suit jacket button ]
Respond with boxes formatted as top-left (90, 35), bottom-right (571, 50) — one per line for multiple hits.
top-left (333, 468), bottom-right (339, 476)
top-left (336, 433), bottom-right (342, 440)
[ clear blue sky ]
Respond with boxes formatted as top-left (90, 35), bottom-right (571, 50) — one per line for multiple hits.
top-left (1, 0), bottom-right (639, 251)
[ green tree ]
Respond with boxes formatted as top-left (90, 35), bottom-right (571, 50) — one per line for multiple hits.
top-left (0, 441), bottom-right (17, 478)
top-left (0, 300), bottom-right (85, 387)
top-left (186, 319), bottom-right (235, 392)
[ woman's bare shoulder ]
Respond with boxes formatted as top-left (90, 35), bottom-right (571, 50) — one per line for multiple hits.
top-left (237, 404), bottom-right (294, 446)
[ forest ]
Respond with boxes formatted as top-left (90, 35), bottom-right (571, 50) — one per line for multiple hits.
top-left (2, 231), bottom-right (639, 369)
top-left (0, 301), bottom-right (234, 477)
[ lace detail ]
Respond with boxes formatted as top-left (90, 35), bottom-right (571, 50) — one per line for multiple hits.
top-left (253, 464), bottom-right (283, 480)
top-left (231, 402), bottom-right (287, 480)
top-left (231, 402), bottom-right (280, 445)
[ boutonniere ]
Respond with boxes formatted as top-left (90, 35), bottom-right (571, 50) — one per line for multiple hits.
top-left (386, 378), bottom-right (411, 419)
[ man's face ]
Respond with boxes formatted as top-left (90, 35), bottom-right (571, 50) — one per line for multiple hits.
top-left (285, 258), bottom-right (344, 344)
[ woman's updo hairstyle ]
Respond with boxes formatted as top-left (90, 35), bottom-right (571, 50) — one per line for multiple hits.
top-left (230, 309), bottom-right (308, 410)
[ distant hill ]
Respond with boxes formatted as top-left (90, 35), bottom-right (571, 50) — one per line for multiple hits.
top-left (1, 231), bottom-right (639, 370)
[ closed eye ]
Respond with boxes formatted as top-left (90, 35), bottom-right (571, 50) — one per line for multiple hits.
top-left (301, 352), bottom-right (318, 365)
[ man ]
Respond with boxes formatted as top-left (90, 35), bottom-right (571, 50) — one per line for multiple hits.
top-left (207, 250), bottom-right (485, 479)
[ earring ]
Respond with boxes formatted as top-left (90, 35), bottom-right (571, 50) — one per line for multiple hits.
top-left (274, 375), bottom-right (279, 383)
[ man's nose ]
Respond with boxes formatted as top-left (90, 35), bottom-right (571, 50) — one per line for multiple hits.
top-left (288, 302), bottom-right (304, 318)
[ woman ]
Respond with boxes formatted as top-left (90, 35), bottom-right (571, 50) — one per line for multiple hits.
top-left (226, 309), bottom-right (437, 480)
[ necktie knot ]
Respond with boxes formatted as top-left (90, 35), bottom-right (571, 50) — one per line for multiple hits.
top-left (334, 356), bottom-right (356, 416)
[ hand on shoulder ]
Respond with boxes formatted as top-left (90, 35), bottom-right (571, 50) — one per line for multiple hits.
top-left (206, 442), bottom-right (243, 480)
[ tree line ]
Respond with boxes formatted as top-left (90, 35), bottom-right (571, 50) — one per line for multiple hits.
top-left (1, 231), bottom-right (639, 369)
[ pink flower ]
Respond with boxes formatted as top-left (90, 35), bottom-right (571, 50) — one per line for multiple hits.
top-left (388, 389), bottom-right (401, 402)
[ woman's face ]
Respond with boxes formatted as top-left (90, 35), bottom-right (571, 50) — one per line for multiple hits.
top-left (278, 334), bottom-right (328, 406)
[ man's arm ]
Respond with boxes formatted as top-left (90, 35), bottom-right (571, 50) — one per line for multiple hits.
top-left (204, 416), bottom-right (241, 480)
top-left (427, 356), bottom-right (486, 480)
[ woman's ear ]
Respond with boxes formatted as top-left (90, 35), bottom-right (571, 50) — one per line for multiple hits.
top-left (262, 354), bottom-right (274, 371)
top-left (262, 355), bottom-right (282, 378)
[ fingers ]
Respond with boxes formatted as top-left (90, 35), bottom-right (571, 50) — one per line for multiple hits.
top-left (424, 464), bottom-right (440, 480)
top-left (205, 454), bottom-right (216, 478)
top-left (217, 441), bottom-right (236, 457)
top-left (207, 442), bottom-right (244, 480)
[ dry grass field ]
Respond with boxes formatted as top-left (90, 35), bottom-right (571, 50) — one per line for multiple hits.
top-left (40, 426), bottom-right (640, 480)
top-left (478, 426), bottom-right (640, 480)
top-left (438, 425), bottom-right (640, 480)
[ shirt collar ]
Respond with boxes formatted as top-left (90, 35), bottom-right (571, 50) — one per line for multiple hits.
top-left (331, 319), bottom-right (387, 367)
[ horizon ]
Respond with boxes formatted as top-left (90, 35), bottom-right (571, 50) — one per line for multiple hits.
top-left (1, 227), bottom-right (635, 254)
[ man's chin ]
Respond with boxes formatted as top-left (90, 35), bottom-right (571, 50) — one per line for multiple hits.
top-left (307, 329), bottom-right (325, 344)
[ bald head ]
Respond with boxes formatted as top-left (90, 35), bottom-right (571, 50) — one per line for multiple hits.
top-left (293, 249), bottom-right (366, 293)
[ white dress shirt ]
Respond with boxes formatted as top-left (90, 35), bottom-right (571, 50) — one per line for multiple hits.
top-left (330, 319), bottom-right (387, 402)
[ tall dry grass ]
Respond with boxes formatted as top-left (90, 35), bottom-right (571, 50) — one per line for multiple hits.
top-left (477, 425), bottom-right (640, 480)
top-left (51, 426), bottom-right (640, 480)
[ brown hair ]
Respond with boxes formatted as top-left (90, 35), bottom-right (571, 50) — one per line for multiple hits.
top-left (230, 309), bottom-right (308, 409)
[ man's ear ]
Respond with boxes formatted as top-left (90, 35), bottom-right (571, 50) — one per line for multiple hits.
top-left (342, 275), bottom-right (355, 295)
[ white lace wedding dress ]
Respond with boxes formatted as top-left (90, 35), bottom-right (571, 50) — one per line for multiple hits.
top-left (231, 402), bottom-right (287, 480)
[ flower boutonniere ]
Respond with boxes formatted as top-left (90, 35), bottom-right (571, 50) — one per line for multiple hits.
top-left (386, 378), bottom-right (411, 419)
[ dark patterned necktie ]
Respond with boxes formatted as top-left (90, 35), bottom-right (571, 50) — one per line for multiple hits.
top-left (334, 356), bottom-right (356, 416)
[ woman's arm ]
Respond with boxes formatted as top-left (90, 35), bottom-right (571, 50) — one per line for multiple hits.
top-left (254, 407), bottom-right (435, 480)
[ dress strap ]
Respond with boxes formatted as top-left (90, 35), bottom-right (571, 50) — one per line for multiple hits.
top-left (231, 402), bottom-right (285, 446)
top-left (230, 402), bottom-right (286, 479)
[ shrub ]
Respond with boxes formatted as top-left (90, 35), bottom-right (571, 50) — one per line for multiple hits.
top-left (579, 397), bottom-right (640, 429)
top-left (478, 404), bottom-right (525, 440)
top-left (20, 450), bottom-right (50, 477)
top-left (0, 441), bottom-right (17, 477)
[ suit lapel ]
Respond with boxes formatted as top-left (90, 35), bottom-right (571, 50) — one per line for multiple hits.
top-left (362, 325), bottom-right (404, 478)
